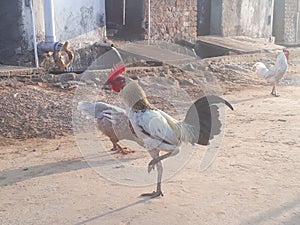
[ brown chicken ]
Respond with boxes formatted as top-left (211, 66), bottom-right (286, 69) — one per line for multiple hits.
top-left (54, 41), bottom-right (74, 70)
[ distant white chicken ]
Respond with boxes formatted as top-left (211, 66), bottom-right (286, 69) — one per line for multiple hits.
top-left (78, 101), bottom-right (143, 154)
top-left (254, 49), bottom-right (290, 97)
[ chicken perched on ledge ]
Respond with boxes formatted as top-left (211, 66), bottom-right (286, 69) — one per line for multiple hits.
top-left (54, 41), bottom-right (74, 70)
top-left (103, 65), bottom-right (234, 198)
top-left (78, 101), bottom-right (143, 154)
top-left (254, 49), bottom-right (290, 97)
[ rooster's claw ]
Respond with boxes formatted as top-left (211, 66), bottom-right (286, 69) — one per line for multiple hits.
top-left (140, 190), bottom-right (163, 198)
top-left (148, 163), bottom-right (155, 173)
top-left (147, 159), bottom-right (159, 173)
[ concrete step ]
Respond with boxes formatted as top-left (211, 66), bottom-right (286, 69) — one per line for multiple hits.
top-left (118, 42), bottom-right (197, 65)
top-left (196, 35), bottom-right (285, 58)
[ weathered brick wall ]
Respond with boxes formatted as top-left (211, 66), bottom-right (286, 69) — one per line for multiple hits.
top-left (283, 0), bottom-right (299, 43)
top-left (145, 0), bottom-right (197, 42)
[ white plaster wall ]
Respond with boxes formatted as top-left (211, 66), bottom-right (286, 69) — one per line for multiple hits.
top-left (239, 0), bottom-right (274, 38)
top-left (21, 0), bottom-right (48, 50)
top-left (34, 0), bottom-right (46, 43)
top-left (53, 0), bottom-right (106, 48)
top-left (21, 0), bottom-right (106, 51)
top-left (20, 0), bottom-right (35, 51)
top-left (221, 0), bottom-right (274, 38)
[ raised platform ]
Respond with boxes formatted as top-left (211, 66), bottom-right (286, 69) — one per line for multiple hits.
top-left (196, 36), bottom-right (284, 58)
top-left (118, 42), bottom-right (197, 65)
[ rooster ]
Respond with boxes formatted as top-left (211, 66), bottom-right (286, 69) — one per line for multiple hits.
top-left (254, 49), bottom-right (290, 97)
top-left (78, 101), bottom-right (143, 154)
top-left (103, 65), bottom-right (234, 198)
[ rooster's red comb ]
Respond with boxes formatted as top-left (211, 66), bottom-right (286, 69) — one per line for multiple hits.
top-left (107, 65), bottom-right (125, 82)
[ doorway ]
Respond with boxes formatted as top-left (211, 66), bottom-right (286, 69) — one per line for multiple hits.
top-left (197, 0), bottom-right (211, 36)
top-left (105, 0), bottom-right (146, 40)
top-left (0, 0), bottom-right (20, 64)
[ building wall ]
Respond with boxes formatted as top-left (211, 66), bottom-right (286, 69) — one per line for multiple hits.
top-left (21, 0), bottom-right (44, 48)
top-left (21, 0), bottom-right (107, 46)
top-left (146, 0), bottom-right (197, 42)
top-left (273, 0), bottom-right (300, 44)
top-left (0, 0), bottom-right (106, 66)
top-left (283, 0), bottom-right (300, 43)
top-left (0, 0), bottom-right (42, 65)
top-left (53, 0), bottom-right (106, 48)
top-left (0, 0), bottom-right (22, 65)
top-left (221, 0), bottom-right (274, 38)
top-left (210, 0), bottom-right (222, 35)
top-left (273, 0), bottom-right (285, 43)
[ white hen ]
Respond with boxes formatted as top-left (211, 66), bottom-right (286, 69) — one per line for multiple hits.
top-left (254, 49), bottom-right (289, 96)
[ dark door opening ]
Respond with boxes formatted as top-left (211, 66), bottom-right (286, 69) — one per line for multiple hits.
top-left (105, 0), bottom-right (146, 40)
top-left (197, 0), bottom-right (211, 36)
top-left (105, 0), bottom-right (123, 29)
top-left (0, 0), bottom-right (20, 65)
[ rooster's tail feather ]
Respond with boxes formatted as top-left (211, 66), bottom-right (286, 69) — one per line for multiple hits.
top-left (254, 62), bottom-right (269, 79)
top-left (183, 95), bottom-right (233, 145)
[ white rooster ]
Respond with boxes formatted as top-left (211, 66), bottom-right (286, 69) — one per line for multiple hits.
top-left (103, 65), bottom-right (234, 198)
top-left (254, 49), bottom-right (290, 97)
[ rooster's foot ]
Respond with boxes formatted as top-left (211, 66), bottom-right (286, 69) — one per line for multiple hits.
top-left (110, 147), bottom-right (118, 151)
top-left (140, 190), bottom-right (163, 198)
top-left (118, 147), bottom-right (135, 154)
top-left (271, 92), bottom-right (280, 97)
top-left (111, 144), bottom-right (135, 154)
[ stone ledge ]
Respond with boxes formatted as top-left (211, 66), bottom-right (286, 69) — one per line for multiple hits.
top-left (0, 66), bottom-right (45, 78)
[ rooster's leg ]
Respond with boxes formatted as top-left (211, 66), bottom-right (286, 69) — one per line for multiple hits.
top-left (271, 85), bottom-right (280, 97)
top-left (147, 148), bottom-right (180, 173)
top-left (140, 149), bottom-right (180, 198)
top-left (110, 142), bottom-right (119, 151)
top-left (147, 152), bottom-right (172, 173)
top-left (141, 150), bottom-right (164, 198)
top-left (141, 160), bottom-right (163, 198)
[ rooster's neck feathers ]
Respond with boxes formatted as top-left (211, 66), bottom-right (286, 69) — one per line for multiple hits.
top-left (276, 52), bottom-right (288, 66)
top-left (121, 80), bottom-right (154, 111)
top-left (132, 99), bottom-right (154, 111)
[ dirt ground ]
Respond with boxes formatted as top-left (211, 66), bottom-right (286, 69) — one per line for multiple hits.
top-left (0, 49), bottom-right (300, 225)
